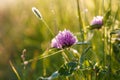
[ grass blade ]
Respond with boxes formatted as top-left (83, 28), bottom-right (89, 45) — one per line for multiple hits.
top-left (9, 60), bottom-right (21, 80)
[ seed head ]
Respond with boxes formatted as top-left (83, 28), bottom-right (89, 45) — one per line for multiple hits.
top-left (32, 7), bottom-right (42, 20)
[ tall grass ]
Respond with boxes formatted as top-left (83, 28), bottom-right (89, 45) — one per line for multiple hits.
top-left (0, 0), bottom-right (120, 80)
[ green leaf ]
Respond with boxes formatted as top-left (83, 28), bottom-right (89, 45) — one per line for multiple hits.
top-left (113, 41), bottom-right (120, 62)
top-left (49, 71), bottom-right (59, 79)
top-left (80, 46), bottom-right (92, 64)
top-left (37, 71), bottom-right (59, 80)
top-left (110, 29), bottom-right (120, 35)
top-left (76, 41), bottom-right (90, 45)
top-left (58, 61), bottom-right (78, 76)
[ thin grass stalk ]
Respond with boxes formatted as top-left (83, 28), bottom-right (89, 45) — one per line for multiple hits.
top-left (90, 71), bottom-right (92, 80)
top-left (109, 6), bottom-right (120, 78)
top-left (95, 72), bottom-right (97, 80)
top-left (109, 34), bottom-right (112, 79)
top-left (43, 58), bottom-right (46, 76)
top-left (102, 0), bottom-right (105, 15)
top-left (62, 50), bottom-right (70, 63)
top-left (74, 70), bottom-right (81, 80)
top-left (76, 0), bottom-right (84, 43)
top-left (109, 0), bottom-right (112, 78)
top-left (9, 60), bottom-right (21, 80)
top-left (112, 5), bottom-right (119, 30)
top-left (109, 3), bottom-right (119, 77)
top-left (32, 7), bottom-right (54, 36)
top-left (103, 27), bottom-right (106, 67)
top-left (25, 49), bottom-right (63, 64)
top-left (42, 19), bottom-right (54, 36)
top-left (76, 1), bottom-right (86, 79)
top-left (66, 76), bottom-right (69, 80)
top-left (99, 0), bottom-right (106, 68)
top-left (101, 0), bottom-right (107, 67)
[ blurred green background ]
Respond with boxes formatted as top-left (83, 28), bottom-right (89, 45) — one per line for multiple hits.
top-left (0, 0), bottom-right (119, 80)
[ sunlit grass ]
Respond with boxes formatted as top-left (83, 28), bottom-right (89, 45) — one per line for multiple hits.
top-left (0, 0), bottom-right (120, 80)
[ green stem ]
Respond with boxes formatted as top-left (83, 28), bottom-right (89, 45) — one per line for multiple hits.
top-left (103, 27), bottom-right (106, 66)
top-left (101, 0), bottom-right (105, 15)
top-left (43, 58), bottom-right (46, 76)
top-left (9, 60), bottom-right (21, 80)
top-left (42, 19), bottom-right (54, 36)
top-left (90, 71), bottom-right (92, 80)
top-left (76, 0), bottom-right (84, 42)
top-left (26, 49), bottom-right (63, 64)
top-left (109, 34), bottom-right (112, 78)
top-left (62, 50), bottom-right (70, 63)
top-left (95, 72), bottom-right (97, 80)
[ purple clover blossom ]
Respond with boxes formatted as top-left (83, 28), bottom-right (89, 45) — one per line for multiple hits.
top-left (90, 16), bottom-right (103, 29)
top-left (51, 29), bottom-right (78, 49)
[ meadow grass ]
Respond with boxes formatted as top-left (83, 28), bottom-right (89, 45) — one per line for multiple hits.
top-left (0, 0), bottom-right (120, 80)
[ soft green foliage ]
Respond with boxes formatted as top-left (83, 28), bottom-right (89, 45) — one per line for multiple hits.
top-left (0, 0), bottom-right (120, 80)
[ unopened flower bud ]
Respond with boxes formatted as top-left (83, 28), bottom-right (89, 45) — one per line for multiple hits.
top-left (90, 16), bottom-right (103, 29)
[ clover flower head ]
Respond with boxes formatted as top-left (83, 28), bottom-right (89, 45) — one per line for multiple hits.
top-left (51, 29), bottom-right (78, 49)
top-left (90, 16), bottom-right (103, 29)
